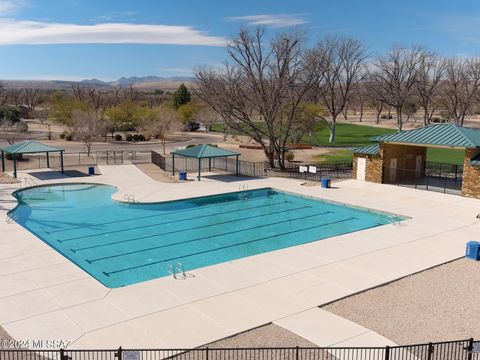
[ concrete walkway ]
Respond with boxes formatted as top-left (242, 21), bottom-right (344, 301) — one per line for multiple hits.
top-left (275, 308), bottom-right (397, 347)
top-left (0, 165), bottom-right (479, 349)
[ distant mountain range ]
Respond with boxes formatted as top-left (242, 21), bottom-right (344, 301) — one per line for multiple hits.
top-left (0, 76), bottom-right (197, 90)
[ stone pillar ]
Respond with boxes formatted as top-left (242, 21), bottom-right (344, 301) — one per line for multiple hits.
top-left (461, 147), bottom-right (480, 199)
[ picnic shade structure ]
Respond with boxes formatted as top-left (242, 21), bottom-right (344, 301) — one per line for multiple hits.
top-left (171, 144), bottom-right (240, 181)
top-left (1, 140), bottom-right (65, 178)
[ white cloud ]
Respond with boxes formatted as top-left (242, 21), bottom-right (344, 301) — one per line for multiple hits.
top-left (0, 0), bottom-right (25, 15)
top-left (0, 19), bottom-right (227, 46)
top-left (227, 14), bottom-right (307, 28)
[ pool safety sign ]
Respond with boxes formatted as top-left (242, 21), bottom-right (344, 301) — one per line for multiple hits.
top-left (473, 342), bottom-right (480, 353)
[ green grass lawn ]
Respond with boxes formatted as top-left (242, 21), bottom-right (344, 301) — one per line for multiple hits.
top-left (301, 123), bottom-right (396, 147)
top-left (426, 148), bottom-right (465, 165)
top-left (211, 122), bottom-right (396, 147)
top-left (314, 147), bottom-right (465, 164)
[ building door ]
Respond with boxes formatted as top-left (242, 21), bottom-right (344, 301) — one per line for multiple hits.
top-left (415, 155), bottom-right (423, 178)
top-left (356, 157), bottom-right (366, 181)
top-left (389, 158), bottom-right (397, 182)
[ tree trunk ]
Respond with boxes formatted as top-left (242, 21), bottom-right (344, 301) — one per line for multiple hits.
top-left (423, 107), bottom-right (429, 126)
top-left (329, 117), bottom-right (336, 143)
top-left (396, 108), bottom-right (403, 131)
top-left (376, 110), bottom-right (381, 124)
top-left (359, 104), bottom-right (364, 122)
top-left (162, 138), bottom-right (166, 155)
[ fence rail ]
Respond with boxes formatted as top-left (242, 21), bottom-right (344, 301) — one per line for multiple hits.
top-left (385, 161), bottom-right (464, 195)
top-left (152, 151), bottom-right (267, 177)
top-left (1, 339), bottom-right (478, 360)
top-left (2, 150), bottom-right (152, 171)
top-left (152, 151), bottom-right (352, 181)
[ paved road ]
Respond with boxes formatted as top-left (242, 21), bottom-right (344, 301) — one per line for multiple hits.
top-left (0, 131), bottom-right (225, 153)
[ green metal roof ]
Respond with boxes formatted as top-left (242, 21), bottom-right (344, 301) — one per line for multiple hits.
top-left (1, 140), bottom-right (64, 154)
top-left (171, 144), bottom-right (240, 158)
top-left (354, 144), bottom-right (380, 156)
top-left (372, 124), bottom-right (480, 148)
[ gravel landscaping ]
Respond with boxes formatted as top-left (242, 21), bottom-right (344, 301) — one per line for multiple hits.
top-left (323, 258), bottom-right (480, 345)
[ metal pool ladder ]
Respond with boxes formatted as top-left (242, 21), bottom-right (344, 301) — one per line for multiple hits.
top-left (167, 262), bottom-right (187, 280)
top-left (123, 194), bottom-right (136, 203)
top-left (238, 184), bottom-right (249, 190)
top-left (5, 213), bottom-right (18, 224)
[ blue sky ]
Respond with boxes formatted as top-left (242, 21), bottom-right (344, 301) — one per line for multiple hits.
top-left (0, 0), bottom-right (480, 81)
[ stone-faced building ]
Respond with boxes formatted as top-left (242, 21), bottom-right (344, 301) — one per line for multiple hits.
top-left (353, 124), bottom-right (480, 199)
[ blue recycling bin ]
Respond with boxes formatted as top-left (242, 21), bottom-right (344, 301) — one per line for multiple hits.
top-left (466, 241), bottom-right (480, 261)
top-left (321, 178), bottom-right (331, 188)
top-left (179, 171), bottom-right (187, 181)
top-left (88, 166), bottom-right (95, 175)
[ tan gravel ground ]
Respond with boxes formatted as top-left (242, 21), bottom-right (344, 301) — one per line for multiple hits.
top-left (0, 173), bottom-right (20, 184)
top-left (136, 163), bottom-right (179, 183)
top-left (206, 324), bottom-right (317, 348)
top-left (323, 258), bottom-right (480, 345)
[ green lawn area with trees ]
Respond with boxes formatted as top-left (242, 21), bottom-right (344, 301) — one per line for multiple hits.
top-left (314, 146), bottom-right (465, 164)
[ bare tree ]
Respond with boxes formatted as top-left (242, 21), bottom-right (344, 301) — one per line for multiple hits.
top-left (70, 109), bottom-right (106, 156)
top-left (23, 88), bottom-right (41, 114)
top-left (7, 89), bottom-right (24, 107)
top-left (0, 84), bottom-right (9, 106)
top-left (196, 28), bottom-right (314, 169)
top-left (308, 36), bottom-right (367, 143)
top-left (442, 57), bottom-right (480, 126)
top-left (195, 102), bottom-right (219, 133)
top-left (369, 46), bottom-right (425, 131)
top-left (416, 52), bottom-right (446, 125)
top-left (139, 105), bottom-right (179, 154)
top-left (0, 120), bottom-right (28, 144)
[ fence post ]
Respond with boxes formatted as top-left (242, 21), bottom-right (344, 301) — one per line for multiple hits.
top-left (467, 338), bottom-right (474, 360)
top-left (206, 347), bottom-right (209, 360)
top-left (427, 342), bottom-right (434, 360)
top-left (384, 345), bottom-right (390, 360)
top-left (295, 346), bottom-right (299, 360)
top-left (115, 346), bottom-right (123, 360)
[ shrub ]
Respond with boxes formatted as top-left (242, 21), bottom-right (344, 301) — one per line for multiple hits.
top-left (285, 151), bottom-right (295, 162)
top-left (59, 131), bottom-right (67, 139)
top-left (65, 133), bottom-right (74, 141)
top-left (114, 134), bottom-right (122, 141)
top-left (126, 134), bottom-right (133, 142)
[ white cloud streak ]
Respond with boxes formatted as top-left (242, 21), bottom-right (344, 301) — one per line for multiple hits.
top-left (0, 19), bottom-right (227, 46)
top-left (0, 0), bottom-right (24, 15)
top-left (227, 14), bottom-right (307, 28)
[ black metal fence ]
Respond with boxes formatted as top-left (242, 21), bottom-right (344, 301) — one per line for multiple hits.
top-left (151, 151), bottom-right (267, 177)
top-left (1, 339), bottom-right (478, 360)
top-left (385, 161), bottom-right (464, 195)
top-left (2, 150), bottom-right (152, 171)
top-left (266, 161), bottom-right (353, 181)
top-left (152, 151), bottom-right (352, 181)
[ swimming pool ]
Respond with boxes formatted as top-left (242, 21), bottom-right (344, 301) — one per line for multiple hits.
top-left (11, 184), bottom-right (404, 288)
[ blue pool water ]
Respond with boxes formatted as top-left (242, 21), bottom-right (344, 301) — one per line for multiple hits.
top-left (11, 184), bottom-right (404, 288)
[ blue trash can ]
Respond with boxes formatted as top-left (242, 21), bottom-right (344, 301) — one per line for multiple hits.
top-left (88, 166), bottom-right (95, 175)
top-left (321, 178), bottom-right (331, 188)
top-left (179, 171), bottom-right (187, 181)
top-left (466, 241), bottom-right (480, 261)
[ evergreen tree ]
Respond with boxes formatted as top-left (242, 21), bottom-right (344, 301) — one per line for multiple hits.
top-left (172, 83), bottom-right (191, 109)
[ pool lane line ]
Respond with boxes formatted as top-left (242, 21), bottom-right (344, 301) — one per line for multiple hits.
top-left (88, 210), bottom-right (333, 264)
top-left (60, 200), bottom-right (291, 243)
top-left (102, 216), bottom-right (357, 277)
top-left (72, 204), bottom-right (315, 252)
top-left (45, 193), bottom-right (279, 235)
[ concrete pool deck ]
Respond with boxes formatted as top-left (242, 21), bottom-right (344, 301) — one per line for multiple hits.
top-left (0, 165), bottom-right (479, 348)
